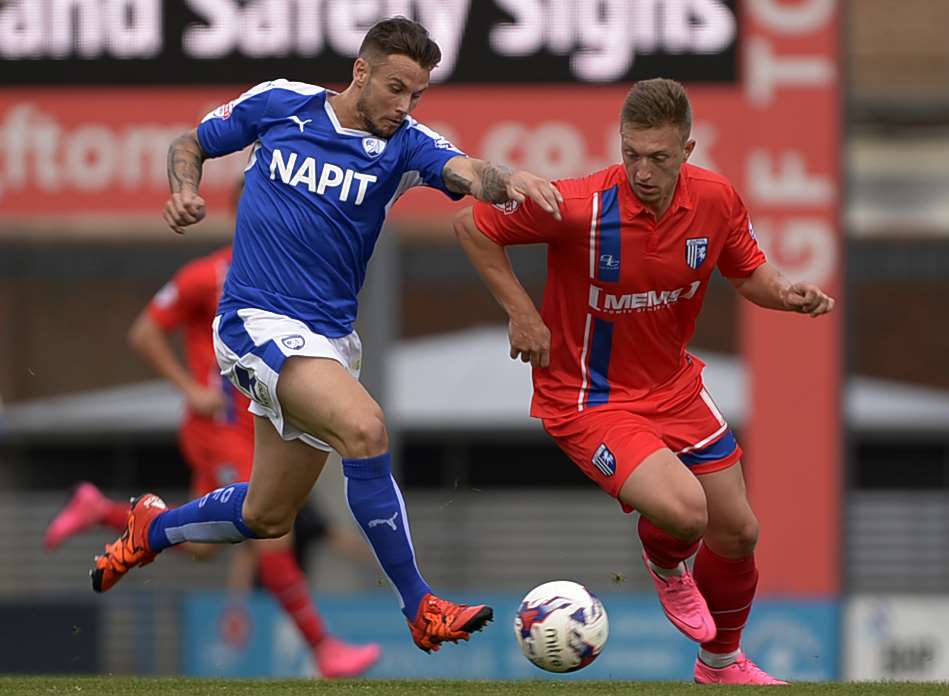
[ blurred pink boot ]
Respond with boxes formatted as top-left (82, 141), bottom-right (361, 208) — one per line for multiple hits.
top-left (694, 653), bottom-right (788, 685)
top-left (45, 482), bottom-right (127, 549)
top-left (315, 636), bottom-right (381, 678)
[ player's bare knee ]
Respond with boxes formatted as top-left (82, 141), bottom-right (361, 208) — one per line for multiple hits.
top-left (674, 510), bottom-right (708, 541)
top-left (241, 504), bottom-right (294, 539)
top-left (730, 515), bottom-right (760, 556)
top-left (249, 517), bottom-right (294, 539)
top-left (707, 511), bottom-right (759, 557)
top-left (668, 495), bottom-right (708, 540)
top-left (342, 410), bottom-right (389, 457)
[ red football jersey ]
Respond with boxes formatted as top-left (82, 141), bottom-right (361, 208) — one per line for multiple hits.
top-left (147, 247), bottom-right (253, 437)
top-left (473, 163), bottom-right (766, 419)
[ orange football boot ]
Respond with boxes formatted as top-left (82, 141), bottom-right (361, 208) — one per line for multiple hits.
top-left (406, 593), bottom-right (493, 653)
top-left (90, 493), bottom-right (166, 593)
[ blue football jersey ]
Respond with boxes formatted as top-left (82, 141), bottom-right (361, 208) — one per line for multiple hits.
top-left (197, 79), bottom-right (464, 337)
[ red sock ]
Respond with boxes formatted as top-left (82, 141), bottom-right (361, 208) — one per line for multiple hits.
top-left (637, 515), bottom-right (701, 568)
top-left (692, 545), bottom-right (758, 654)
top-left (103, 500), bottom-right (132, 531)
top-left (257, 549), bottom-right (326, 648)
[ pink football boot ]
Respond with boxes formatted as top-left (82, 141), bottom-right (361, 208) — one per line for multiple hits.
top-left (45, 482), bottom-right (113, 549)
top-left (314, 636), bottom-right (381, 678)
top-left (694, 653), bottom-right (789, 685)
top-left (642, 551), bottom-right (716, 643)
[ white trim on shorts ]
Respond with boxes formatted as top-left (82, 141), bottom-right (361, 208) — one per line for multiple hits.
top-left (676, 387), bottom-right (729, 455)
top-left (212, 308), bottom-right (362, 451)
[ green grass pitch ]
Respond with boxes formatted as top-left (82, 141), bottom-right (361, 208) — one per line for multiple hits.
top-left (2, 678), bottom-right (949, 696)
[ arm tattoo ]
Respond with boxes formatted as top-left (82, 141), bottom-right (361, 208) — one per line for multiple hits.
top-left (167, 131), bottom-right (206, 194)
top-left (478, 163), bottom-right (513, 203)
top-left (443, 166), bottom-right (473, 195)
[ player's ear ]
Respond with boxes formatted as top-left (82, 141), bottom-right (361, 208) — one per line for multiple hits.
top-left (683, 138), bottom-right (696, 162)
top-left (353, 57), bottom-right (370, 87)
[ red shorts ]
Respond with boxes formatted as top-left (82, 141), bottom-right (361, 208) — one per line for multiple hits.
top-left (178, 422), bottom-right (254, 498)
top-left (542, 384), bottom-right (742, 507)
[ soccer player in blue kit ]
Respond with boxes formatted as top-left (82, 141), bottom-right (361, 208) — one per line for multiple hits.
top-left (90, 16), bottom-right (563, 654)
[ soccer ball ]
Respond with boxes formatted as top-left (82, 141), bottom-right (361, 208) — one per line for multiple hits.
top-left (513, 580), bottom-right (609, 673)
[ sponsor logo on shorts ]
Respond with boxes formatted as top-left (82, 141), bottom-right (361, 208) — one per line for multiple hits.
top-left (493, 200), bottom-right (520, 215)
top-left (592, 443), bottom-right (616, 477)
top-left (281, 334), bottom-right (305, 350)
top-left (251, 379), bottom-right (272, 408)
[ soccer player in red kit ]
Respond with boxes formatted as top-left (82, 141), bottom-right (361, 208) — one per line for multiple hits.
top-left (453, 79), bottom-right (834, 685)
top-left (45, 246), bottom-right (381, 679)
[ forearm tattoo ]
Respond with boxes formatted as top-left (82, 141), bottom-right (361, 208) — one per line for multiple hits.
top-left (443, 166), bottom-right (473, 195)
top-left (167, 132), bottom-right (205, 193)
top-left (479, 163), bottom-right (513, 203)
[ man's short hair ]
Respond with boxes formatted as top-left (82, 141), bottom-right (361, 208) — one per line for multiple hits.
top-left (621, 78), bottom-right (692, 141)
top-left (359, 16), bottom-right (441, 70)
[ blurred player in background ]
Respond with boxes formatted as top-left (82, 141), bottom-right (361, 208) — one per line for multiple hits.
top-left (46, 242), bottom-right (381, 678)
top-left (454, 78), bottom-right (834, 685)
top-left (89, 16), bottom-right (563, 653)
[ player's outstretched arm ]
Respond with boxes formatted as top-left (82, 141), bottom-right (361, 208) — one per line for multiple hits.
top-left (443, 156), bottom-right (563, 221)
top-left (164, 129), bottom-right (209, 234)
top-left (128, 309), bottom-right (225, 416)
top-left (453, 207), bottom-right (550, 368)
top-left (729, 262), bottom-right (835, 318)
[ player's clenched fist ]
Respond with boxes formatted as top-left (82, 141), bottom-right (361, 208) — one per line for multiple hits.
top-left (782, 282), bottom-right (835, 318)
top-left (163, 190), bottom-right (207, 234)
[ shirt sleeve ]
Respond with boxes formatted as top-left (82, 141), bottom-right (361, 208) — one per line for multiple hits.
top-left (471, 186), bottom-right (568, 246)
top-left (402, 121), bottom-right (466, 201)
top-left (197, 81), bottom-right (277, 158)
top-left (717, 188), bottom-right (767, 278)
top-left (147, 262), bottom-right (211, 331)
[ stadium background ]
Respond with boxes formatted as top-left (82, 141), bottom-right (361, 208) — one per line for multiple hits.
top-left (0, 0), bottom-right (947, 682)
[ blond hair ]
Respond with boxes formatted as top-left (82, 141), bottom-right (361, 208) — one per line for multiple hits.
top-left (621, 78), bottom-right (692, 140)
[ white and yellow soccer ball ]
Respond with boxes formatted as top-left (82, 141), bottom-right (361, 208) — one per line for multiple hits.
top-left (513, 580), bottom-right (609, 673)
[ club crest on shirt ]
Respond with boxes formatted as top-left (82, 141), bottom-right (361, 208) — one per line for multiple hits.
top-left (362, 137), bottom-right (386, 157)
top-left (281, 334), bottom-right (305, 350)
top-left (493, 200), bottom-right (519, 215)
top-left (592, 443), bottom-right (616, 477)
top-left (685, 237), bottom-right (708, 270)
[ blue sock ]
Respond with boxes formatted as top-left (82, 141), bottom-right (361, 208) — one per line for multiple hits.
top-left (147, 483), bottom-right (258, 552)
top-left (343, 452), bottom-right (432, 619)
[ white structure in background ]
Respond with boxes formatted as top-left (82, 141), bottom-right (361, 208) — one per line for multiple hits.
top-left (4, 326), bottom-right (949, 437)
top-left (847, 596), bottom-right (949, 681)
